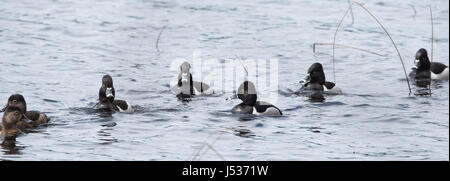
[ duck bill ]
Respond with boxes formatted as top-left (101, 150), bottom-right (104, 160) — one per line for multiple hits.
top-left (225, 94), bottom-right (238, 101)
top-left (105, 87), bottom-right (114, 98)
top-left (412, 59), bottom-right (420, 69)
top-left (299, 74), bottom-right (311, 86)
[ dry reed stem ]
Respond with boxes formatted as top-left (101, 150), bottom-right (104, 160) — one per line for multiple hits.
top-left (409, 4), bottom-right (417, 19)
top-left (205, 143), bottom-right (225, 161)
top-left (156, 26), bottom-right (166, 52)
top-left (333, 1), bottom-right (412, 93)
top-left (196, 133), bottom-right (224, 161)
top-left (332, 3), bottom-right (353, 83)
top-left (348, 0), bottom-right (355, 25)
top-left (190, 132), bottom-right (225, 161)
top-left (353, 1), bottom-right (411, 93)
top-left (235, 55), bottom-right (248, 75)
top-left (189, 132), bottom-right (211, 161)
top-left (313, 42), bottom-right (387, 57)
top-left (429, 6), bottom-right (434, 95)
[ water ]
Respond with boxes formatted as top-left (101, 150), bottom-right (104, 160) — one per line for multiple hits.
top-left (0, 0), bottom-right (448, 160)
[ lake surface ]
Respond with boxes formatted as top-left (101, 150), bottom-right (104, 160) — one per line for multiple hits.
top-left (0, 0), bottom-right (448, 160)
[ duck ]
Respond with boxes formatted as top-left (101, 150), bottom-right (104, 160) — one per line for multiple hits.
top-left (96, 75), bottom-right (133, 112)
top-left (299, 62), bottom-right (342, 93)
top-left (1, 106), bottom-right (22, 138)
top-left (410, 48), bottom-right (449, 81)
top-left (231, 81), bottom-right (282, 116)
top-left (2, 94), bottom-right (49, 128)
top-left (171, 61), bottom-right (214, 98)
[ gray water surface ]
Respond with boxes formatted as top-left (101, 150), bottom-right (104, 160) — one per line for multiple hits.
top-left (0, 0), bottom-right (448, 160)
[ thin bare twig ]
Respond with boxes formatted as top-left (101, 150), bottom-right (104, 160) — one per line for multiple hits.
top-left (409, 4), bottom-right (417, 19)
top-left (313, 42), bottom-right (387, 57)
top-left (353, 1), bottom-right (411, 93)
top-left (156, 26), bottom-right (166, 52)
top-left (348, 0), bottom-right (355, 25)
top-left (196, 133), bottom-right (224, 161)
top-left (191, 132), bottom-right (225, 161)
top-left (205, 144), bottom-right (225, 161)
top-left (235, 55), bottom-right (248, 75)
top-left (190, 135), bottom-right (210, 161)
top-left (333, 1), bottom-right (411, 93)
top-left (332, 3), bottom-right (353, 84)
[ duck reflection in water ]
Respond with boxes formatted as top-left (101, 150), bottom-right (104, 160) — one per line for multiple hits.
top-left (1, 136), bottom-right (21, 155)
top-left (1, 106), bottom-right (24, 155)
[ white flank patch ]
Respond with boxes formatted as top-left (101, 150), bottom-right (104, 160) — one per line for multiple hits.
top-left (431, 68), bottom-right (449, 80)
